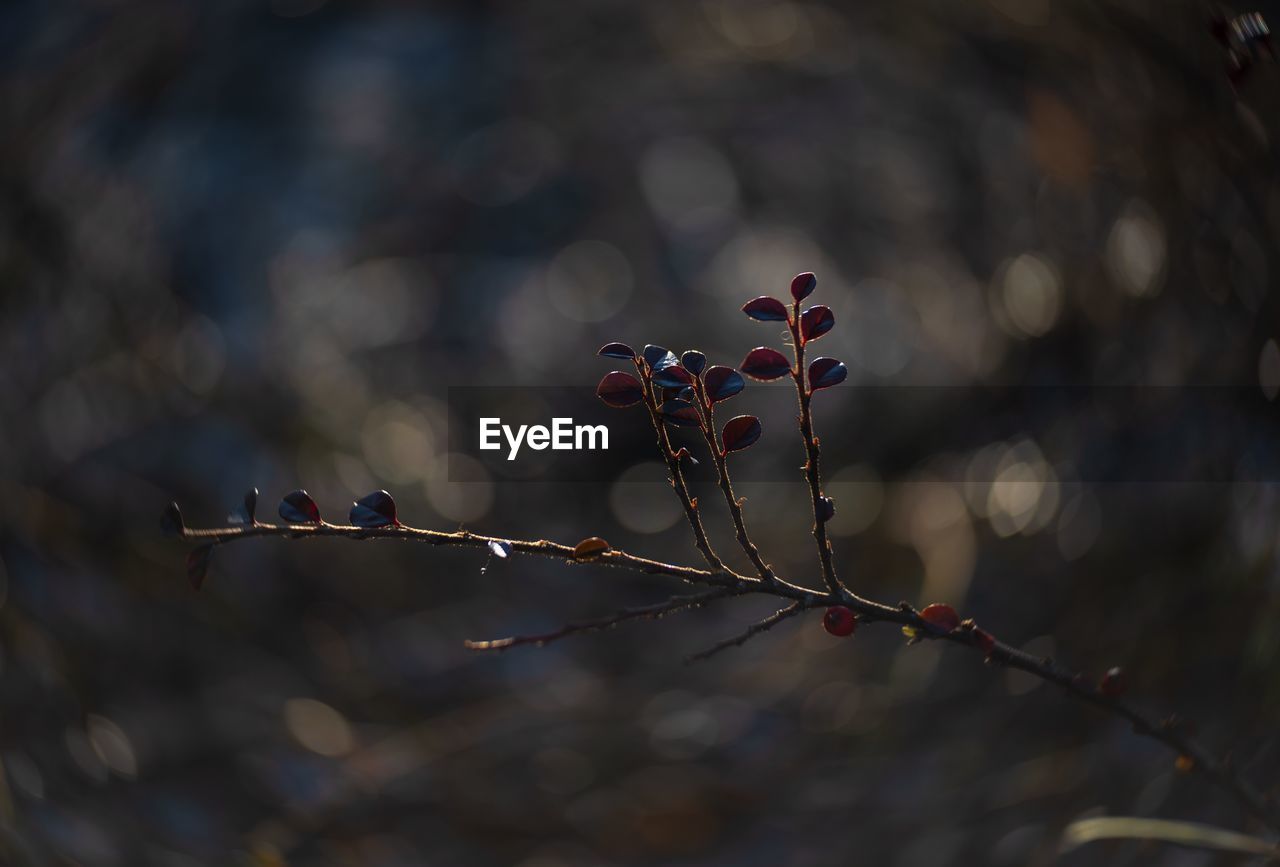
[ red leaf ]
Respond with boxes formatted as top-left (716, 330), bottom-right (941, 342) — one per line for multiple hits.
top-left (791, 272), bottom-right (817, 301)
top-left (799, 305), bottom-right (835, 342)
top-left (721, 415), bottom-right (762, 453)
top-left (742, 295), bottom-right (789, 322)
top-left (279, 489), bottom-right (322, 524)
top-left (740, 347), bottom-right (791, 381)
top-left (596, 371), bottom-right (644, 408)
top-left (351, 490), bottom-right (398, 528)
top-left (702, 366), bottom-right (745, 403)
top-left (807, 357), bottom-right (847, 391)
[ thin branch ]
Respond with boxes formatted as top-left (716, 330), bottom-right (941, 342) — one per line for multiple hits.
top-left (787, 302), bottom-right (846, 598)
top-left (464, 587), bottom-right (737, 651)
top-left (637, 362), bottom-right (728, 575)
top-left (685, 600), bottom-right (807, 663)
top-left (178, 516), bottom-right (1280, 832)
top-left (691, 377), bottom-right (785, 590)
top-left (850, 602), bottom-right (1280, 833)
top-left (180, 521), bottom-right (753, 590)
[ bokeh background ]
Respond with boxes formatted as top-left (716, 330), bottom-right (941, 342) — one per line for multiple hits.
top-left (3, 0), bottom-right (1280, 864)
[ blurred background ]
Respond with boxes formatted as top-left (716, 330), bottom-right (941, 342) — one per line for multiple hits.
top-left (3, 0), bottom-right (1280, 864)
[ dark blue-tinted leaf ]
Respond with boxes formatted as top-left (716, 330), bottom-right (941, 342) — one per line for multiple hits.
top-left (791, 271), bottom-right (817, 301)
top-left (488, 540), bottom-right (512, 558)
top-left (742, 295), bottom-right (790, 322)
top-left (597, 371), bottom-right (644, 408)
top-left (187, 544), bottom-right (213, 590)
top-left (799, 305), bottom-right (835, 342)
top-left (721, 415), bottom-right (762, 453)
top-left (651, 364), bottom-right (693, 388)
top-left (643, 345), bottom-right (677, 369)
top-left (816, 496), bottom-right (836, 522)
top-left (228, 487), bottom-right (258, 525)
top-left (279, 489), bottom-right (322, 524)
top-left (351, 490), bottom-right (398, 528)
top-left (808, 357), bottom-right (848, 391)
top-left (598, 342), bottom-right (636, 360)
top-left (658, 399), bottom-right (702, 428)
top-left (680, 350), bottom-right (707, 376)
top-left (740, 347), bottom-right (792, 381)
top-left (702, 366), bottom-right (745, 403)
top-left (162, 502), bottom-right (184, 537)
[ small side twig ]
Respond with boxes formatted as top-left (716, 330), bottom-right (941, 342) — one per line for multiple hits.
top-left (180, 520), bottom-right (751, 590)
top-left (685, 600), bottom-right (807, 663)
top-left (465, 587), bottom-right (738, 651)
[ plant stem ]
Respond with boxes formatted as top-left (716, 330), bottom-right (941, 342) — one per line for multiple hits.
top-left (788, 303), bottom-right (845, 597)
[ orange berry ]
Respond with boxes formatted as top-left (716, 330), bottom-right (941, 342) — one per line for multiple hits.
top-left (920, 603), bottom-right (961, 632)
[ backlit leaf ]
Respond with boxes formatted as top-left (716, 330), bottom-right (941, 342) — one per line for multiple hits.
top-left (351, 490), bottom-right (398, 528)
top-left (680, 350), bottom-right (706, 376)
top-left (721, 415), bottom-right (762, 453)
top-left (598, 342), bottom-right (636, 360)
top-left (279, 489), bottom-right (322, 524)
top-left (658, 399), bottom-right (701, 428)
top-left (807, 357), bottom-right (847, 391)
top-left (597, 371), bottom-right (644, 408)
top-left (790, 271), bottom-right (817, 301)
top-left (162, 502), bottom-right (184, 537)
top-left (651, 364), bottom-right (693, 388)
top-left (799, 305), bottom-right (835, 341)
top-left (742, 296), bottom-right (789, 322)
top-left (643, 345), bottom-right (677, 369)
top-left (228, 487), bottom-right (258, 525)
top-left (702, 366), bottom-right (745, 402)
top-left (740, 347), bottom-right (791, 381)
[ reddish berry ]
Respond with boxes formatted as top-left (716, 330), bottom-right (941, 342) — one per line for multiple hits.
top-left (1099, 666), bottom-right (1127, 698)
top-left (973, 628), bottom-right (996, 654)
top-left (1174, 754), bottom-right (1195, 774)
top-left (920, 603), bottom-right (960, 632)
top-left (823, 606), bottom-right (857, 637)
